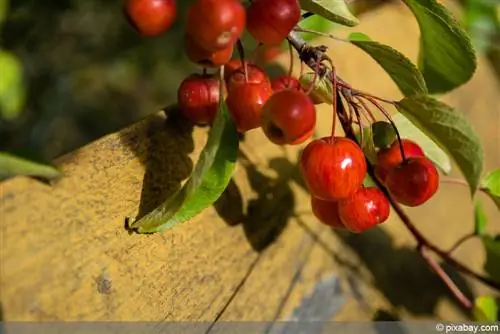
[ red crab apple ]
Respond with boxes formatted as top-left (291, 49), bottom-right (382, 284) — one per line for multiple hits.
top-left (177, 74), bottom-right (219, 125)
top-left (299, 137), bottom-right (367, 201)
top-left (375, 138), bottom-right (425, 183)
top-left (246, 0), bottom-right (301, 45)
top-left (186, 0), bottom-right (245, 51)
top-left (337, 187), bottom-right (390, 233)
top-left (261, 90), bottom-right (316, 145)
top-left (226, 83), bottom-right (272, 132)
top-left (185, 35), bottom-right (233, 68)
top-left (385, 156), bottom-right (439, 207)
top-left (125, 0), bottom-right (176, 36)
top-left (225, 61), bottom-right (272, 91)
top-left (271, 76), bottom-right (302, 92)
top-left (311, 196), bottom-right (345, 229)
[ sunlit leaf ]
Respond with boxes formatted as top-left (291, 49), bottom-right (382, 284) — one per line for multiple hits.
top-left (0, 50), bottom-right (26, 120)
top-left (473, 296), bottom-right (499, 321)
top-left (481, 235), bottom-right (500, 282)
top-left (129, 101), bottom-right (239, 233)
top-left (299, 0), bottom-right (359, 27)
top-left (299, 72), bottom-right (333, 105)
top-left (371, 121), bottom-right (397, 149)
top-left (396, 96), bottom-right (483, 195)
top-left (348, 32), bottom-right (427, 97)
top-left (474, 201), bottom-right (488, 236)
top-left (299, 12), bottom-right (337, 42)
top-left (481, 169), bottom-right (500, 210)
top-left (0, 152), bottom-right (60, 180)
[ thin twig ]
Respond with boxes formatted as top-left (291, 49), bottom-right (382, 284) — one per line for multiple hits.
top-left (293, 26), bottom-right (349, 43)
top-left (448, 233), bottom-right (476, 254)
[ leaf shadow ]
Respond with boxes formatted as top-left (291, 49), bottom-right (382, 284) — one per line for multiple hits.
top-left (119, 106), bottom-right (195, 224)
top-left (214, 154), bottom-right (295, 252)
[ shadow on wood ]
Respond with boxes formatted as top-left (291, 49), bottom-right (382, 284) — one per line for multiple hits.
top-left (119, 107), bottom-right (195, 221)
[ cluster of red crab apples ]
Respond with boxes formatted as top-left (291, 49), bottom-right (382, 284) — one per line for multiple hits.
top-left (125, 0), bottom-right (440, 233)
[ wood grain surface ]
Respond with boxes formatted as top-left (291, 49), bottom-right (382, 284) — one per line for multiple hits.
top-left (1, 2), bottom-right (499, 322)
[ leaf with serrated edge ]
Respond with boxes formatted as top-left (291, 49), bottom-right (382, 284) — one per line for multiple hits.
top-left (299, 0), bottom-right (359, 27)
top-left (396, 96), bottom-right (483, 195)
top-left (474, 296), bottom-right (499, 322)
top-left (129, 102), bottom-right (239, 233)
top-left (481, 235), bottom-right (500, 282)
top-left (299, 72), bottom-right (333, 105)
top-left (402, 0), bottom-right (477, 93)
top-left (349, 32), bottom-right (427, 97)
top-left (0, 152), bottom-right (60, 180)
top-left (392, 113), bottom-right (451, 174)
top-left (481, 169), bottom-right (500, 211)
top-left (474, 201), bottom-right (488, 236)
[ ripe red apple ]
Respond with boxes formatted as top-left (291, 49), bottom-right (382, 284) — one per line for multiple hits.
top-left (125, 0), bottom-right (176, 36)
top-left (186, 0), bottom-right (245, 51)
top-left (184, 34), bottom-right (233, 68)
top-left (226, 83), bottom-right (272, 133)
top-left (311, 196), bottom-right (345, 229)
top-left (225, 61), bottom-right (272, 91)
top-left (337, 187), bottom-right (390, 233)
top-left (385, 156), bottom-right (439, 207)
top-left (375, 138), bottom-right (425, 183)
top-left (271, 76), bottom-right (302, 92)
top-left (177, 74), bottom-right (219, 125)
top-left (299, 137), bottom-right (367, 201)
top-left (246, 0), bottom-right (301, 45)
top-left (261, 90), bottom-right (316, 145)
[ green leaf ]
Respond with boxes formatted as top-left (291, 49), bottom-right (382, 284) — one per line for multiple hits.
top-left (402, 0), bottom-right (477, 93)
top-left (299, 12), bottom-right (337, 42)
top-left (299, 72), bottom-right (333, 105)
top-left (129, 102), bottom-right (239, 233)
top-left (396, 96), bottom-right (483, 195)
top-left (481, 169), bottom-right (500, 210)
top-left (299, 0), bottom-right (359, 27)
top-left (0, 152), bottom-right (60, 180)
top-left (474, 201), bottom-right (488, 236)
top-left (474, 296), bottom-right (499, 321)
top-left (371, 121), bottom-right (397, 149)
top-left (481, 235), bottom-right (500, 282)
top-left (0, 50), bottom-right (26, 120)
top-left (354, 126), bottom-right (377, 165)
top-left (0, 0), bottom-right (8, 25)
top-left (348, 32), bottom-right (428, 97)
top-left (392, 113), bottom-right (451, 174)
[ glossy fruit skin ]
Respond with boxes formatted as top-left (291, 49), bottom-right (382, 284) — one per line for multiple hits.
top-left (177, 74), bottom-right (219, 125)
top-left (311, 196), bottom-right (345, 229)
top-left (271, 76), bottom-right (302, 92)
top-left (386, 156), bottom-right (439, 207)
top-left (376, 138), bottom-right (425, 183)
top-left (226, 83), bottom-right (272, 133)
top-left (246, 0), bottom-right (301, 45)
top-left (338, 187), bottom-right (390, 233)
top-left (300, 137), bottom-right (367, 201)
top-left (125, 0), bottom-right (176, 36)
top-left (261, 90), bottom-right (316, 145)
top-left (225, 61), bottom-right (272, 90)
top-left (185, 35), bottom-right (233, 68)
top-left (186, 0), bottom-right (245, 51)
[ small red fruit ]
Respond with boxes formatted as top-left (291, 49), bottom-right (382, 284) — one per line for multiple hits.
top-left (187, 0), bottom-right (245, 51)
top-left (125, 0), bottom-right (176, 36)
top-left (311, 196), bottom-right (345, 229)
top-left (337, 187), bottom-right (390, 233)
top-left (385, 156), bottom-right (439, 207)
top-left (225, 61), bottom-right (272, 90)
top-left (226, 83), bottom-right (272, 132)
top-left (185, 35), bottom-right (233, 68)
top-left (299, 137), bottom-right (367, 201)
top-left (376, 138), bottom-right (425, 183)
top-left (261, 90), bottom-right (316, 145)
top-left (271, 76), bottom-right (302, 92)
top-left (177, 74), bottom-right (219, 125)
top-left (246, 0), bottom-right (301, 45)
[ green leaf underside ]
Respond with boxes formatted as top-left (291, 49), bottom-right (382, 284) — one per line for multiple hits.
top-left (474, 296), bottom-right (499, 322)
top-left (0, 152), bottom-right (60, 180)
top-left (392, 113), bottom-right (451, 174)
top-left (0, 50), bottom-right (26, 120)
top-left (402, 0), bottom-right (477, 93)
top-left (299, 0), bottom-right (359, 27)
top-left (481, 235), bottom-right (500, 282)
top-left (396, 96), bottom-right (483, 195)
top-left (299, 72), bottom-right (333, 105)
top-left (372, 121), bottom-right (397, 149)
top-left (474, 201), bottom-right (488, 236)
top-left (481, 169), bottom-right (500, 211)
top-left (348, 32), bottom-right (428, 97)
top-left (129, 103), bottom-right (239, 233)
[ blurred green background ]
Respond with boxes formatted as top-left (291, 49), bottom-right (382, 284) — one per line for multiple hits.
top-left (0, 0), bottom-right (498, 162)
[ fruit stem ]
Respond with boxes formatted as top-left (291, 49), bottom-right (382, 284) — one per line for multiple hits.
top-left (447, 233), bottom-right (476, 254)
top-left (354, 96), bottom-right (377, 123)
top-left (236, 39), bottom-right (249, 83)
top-left (329, 60), bottom-right (338, 138)
top-left (287, 41), bottom-right (295, 78)
top-left (418, 245), bottom-right (473, 309)
top-left (293, 26), bottom-right (349, 43)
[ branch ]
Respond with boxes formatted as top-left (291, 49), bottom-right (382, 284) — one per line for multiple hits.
top-left (286, 31), bottom-right (500, 295)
